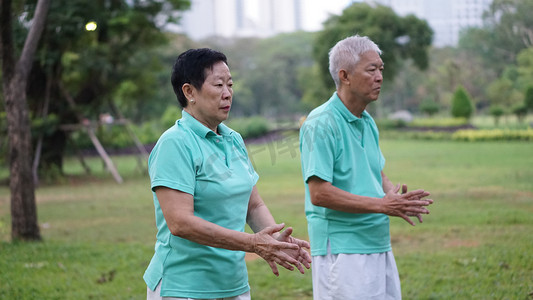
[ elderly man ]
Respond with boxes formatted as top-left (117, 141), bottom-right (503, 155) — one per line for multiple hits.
top-left (299, 35), bottom-right (434, 299)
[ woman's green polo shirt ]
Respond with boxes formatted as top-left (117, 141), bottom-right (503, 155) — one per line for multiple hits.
top-left (300, 92), bottom-right (391, 256)
top-left (144, 111), bottom-right (259, 298)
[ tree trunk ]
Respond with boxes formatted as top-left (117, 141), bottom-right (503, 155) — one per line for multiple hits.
top-left (5, 74), bottom-right (41, 240)
top-left (1, 0), bottom-right (51, 241)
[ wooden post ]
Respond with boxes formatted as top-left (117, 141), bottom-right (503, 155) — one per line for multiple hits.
top-left (85, 126), bottom-right (123, 184)
top-left (59, 82), bottom-right (123, 183)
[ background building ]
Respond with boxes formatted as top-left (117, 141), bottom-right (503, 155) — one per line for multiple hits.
top-left (370, 0), bottom-right (492, 47)
top-left (172, 0), bottom-right (492, 47)
top-left (169, 0), bottom-right (353, 40)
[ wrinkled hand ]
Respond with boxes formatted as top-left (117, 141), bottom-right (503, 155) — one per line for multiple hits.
top-left (252, 223), bottom-right (304, 276)
top-left (275, 227), bottom-right (311, 275)
top-left (400, 184), bottom-right (432, 223)
top-left (382, 184), bottom-right (433, 226)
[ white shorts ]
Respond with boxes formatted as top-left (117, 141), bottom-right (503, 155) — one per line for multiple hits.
top-left (147, 281), bottom-right (251, 300)
top-left (312, 245), bottom-right (401, 300)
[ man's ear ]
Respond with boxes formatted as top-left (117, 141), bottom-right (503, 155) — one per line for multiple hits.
top-left (338, 69), bottom-right (350, 85)
top-left (182, 83), bottom-right (195, 101)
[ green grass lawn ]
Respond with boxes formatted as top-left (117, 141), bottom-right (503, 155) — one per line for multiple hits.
top-left (0, 139), bottom-right (532, 299)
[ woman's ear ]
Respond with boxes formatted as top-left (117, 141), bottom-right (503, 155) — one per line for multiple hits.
top-left (182, 83), bottom-right (195, 102)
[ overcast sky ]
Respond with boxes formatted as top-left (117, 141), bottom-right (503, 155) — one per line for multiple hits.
top-left (299, 0), bottom-right (353, 31)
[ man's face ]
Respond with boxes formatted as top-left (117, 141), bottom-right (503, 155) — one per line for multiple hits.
top-left (347, 51), bottom-right (384, 104)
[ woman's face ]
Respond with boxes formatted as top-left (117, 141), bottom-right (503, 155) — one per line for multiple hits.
top-left (185, 61), bottom-right (233, 131)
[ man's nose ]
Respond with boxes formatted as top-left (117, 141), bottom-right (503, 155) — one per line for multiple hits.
top-left (375, 72), bottom-right (383, 82)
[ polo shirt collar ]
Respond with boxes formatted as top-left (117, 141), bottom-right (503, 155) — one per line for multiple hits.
top-left (331, 92), bottom-right (370, 122)
top-left (181, 110), bottom-right (234, 138)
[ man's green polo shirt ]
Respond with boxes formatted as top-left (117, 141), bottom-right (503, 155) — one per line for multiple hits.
top-left (144, 111), bottom-right (259, 298)
top-left (300, 92), bottom-right (391, 256)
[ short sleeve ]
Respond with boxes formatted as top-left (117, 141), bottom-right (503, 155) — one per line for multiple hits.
top-left (299, 117), bottom-right (337, 183)
top-left (148, 135), bottom-right (197, 195)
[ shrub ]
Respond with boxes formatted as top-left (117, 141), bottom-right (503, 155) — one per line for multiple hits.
top-left (525, 86), bottom-right (533, 112)
top-left (130, 121), bottom-right (161, 145)
top-left (161, 105), bottom-right (182, 129)
top-left (452, 128), bottom-right (533, 141)
top-left (225, 116), bottom-right (270, 139)
top-left (375, 119), bottom-right (408, 130)
top-left (511, 104), bottom-right (528, 123)
top-left (489, 105), bottom-right (505, 126)
top-left (380, 130), bottom-right (453, 141)
top-left (419, 98), bottom-right (440, 116)
top-left (409, 117), bottom-right (469, 128)
top-left (451, 85), bottom-right (474, 119)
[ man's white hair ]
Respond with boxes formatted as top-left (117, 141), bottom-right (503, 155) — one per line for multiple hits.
top-left (329, 35), bottom-right (382, 88)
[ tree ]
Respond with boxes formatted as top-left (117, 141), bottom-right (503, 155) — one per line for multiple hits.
top-left (419, 98), bottom-right (440, 116)
top-left (511, 103), bottom-right (528, 123)
top-left (525, 86), bottom-right (533, 112)
top-left (451, 86), bottom-right (474, 119)
top-left (459, 0), bottom-right (533, 76)
top-left (1, 0), bottom-right (51, 240)
top-left (310, 2), bottom-right (433, 107)
top-left (516, 48), bottom-right (533, 93)
top-left (16, 0), bottom-right (190, 176)
top-left (209, 32), bottom-right (315, 118)
top-left (489, 105), bottom-right (505, 126)
top-left (486, 78), bottom-right (524, 109)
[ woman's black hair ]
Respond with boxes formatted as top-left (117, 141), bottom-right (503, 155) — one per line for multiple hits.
top-left (171, 48), bottom-right (228, 108)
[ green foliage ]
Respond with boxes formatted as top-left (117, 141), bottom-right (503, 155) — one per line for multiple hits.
top-left (380, 128), bottom-right (533, 142)
top-left (481, 47), bottom-right (533, 114)
top-left (209, 32), bottom-right (315, 118)
top-left (225, 116), bottom-right (270, 140)
top-left (459, 0), bottom-right (533, 75)
top-left (31, 114), bottom-right (60, 137)
top-left (161, 105), bottom-right (182, 130)
top-left (486, 77), bottom-right (524, 107)
top-left (524, 85), bottom-right (533, 112)
top-left (451, 86), bottom-right (474, 119)
top-left (452, 128), bottom-right (533, 141)
top-left (418, 98), bottom-right (440, 116)
top-left (3, 0), bottom-right (192, 176)
top-left (131, 121), bottom-right (164, 146)
top-left (298, 64), bottom-right (331, 109)
top-left (312, 3), bottom-right (433, 91)
top-left (488, 105), bottom-right (505, 126)
top-left (516, 48), bottom-right (533, 93)
top-left (511, 103), bottom-right (528, 123)
top-left (457, 1), bottom-right (533, 114)
top-left (409, 117), bottom-right (469, 128)
top-left (375, 119), bottom-right (408, 130)
top-left (380, 130), bottom-right (453, 141)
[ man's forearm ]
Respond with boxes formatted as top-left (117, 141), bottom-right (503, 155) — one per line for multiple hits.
top-left (308, 177), bottom-right (383, 214)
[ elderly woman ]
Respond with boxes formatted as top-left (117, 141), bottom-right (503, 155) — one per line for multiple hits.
top-left (144, 48), bottom-right (311, 300)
